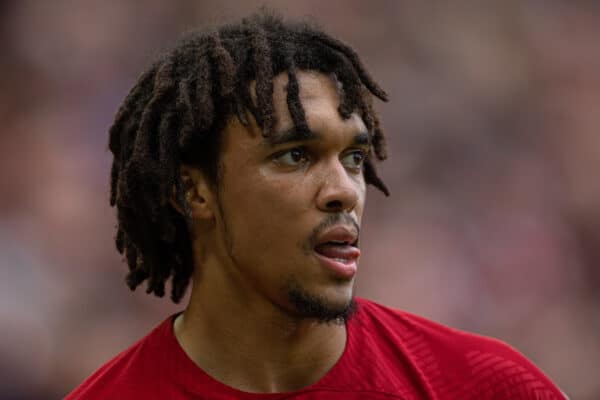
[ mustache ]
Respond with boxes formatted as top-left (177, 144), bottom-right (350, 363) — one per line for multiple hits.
top-left (306, 214), bottom-right (360, 250)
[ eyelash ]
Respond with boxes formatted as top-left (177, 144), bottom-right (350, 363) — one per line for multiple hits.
top-left (272, 147), bottom-right (368, 171)
top-left (272, 147), bottom-right (309, 166)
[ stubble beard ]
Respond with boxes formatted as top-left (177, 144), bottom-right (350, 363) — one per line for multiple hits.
top-left (217, 188), bottom-right (359, 325)
top-left (285, 279), bottom-right (358, 325)
top-left (286, 213), bottom-right (361, 324)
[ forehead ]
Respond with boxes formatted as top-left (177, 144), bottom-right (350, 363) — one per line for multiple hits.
top-left (250, 70), bottom-right (340, 108)
top-left (218, 70), bottom-right (367, 158)
top-left (273, 70), bottom-right (340, 107)
top-left (249, 70), bottom-right (366, 140)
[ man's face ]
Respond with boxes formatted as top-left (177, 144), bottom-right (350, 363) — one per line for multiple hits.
top-left (209, 70), bottom-right (368, 322)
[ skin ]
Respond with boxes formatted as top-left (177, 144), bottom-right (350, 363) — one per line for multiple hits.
top-left (173, 70), bottom-right (369, 392)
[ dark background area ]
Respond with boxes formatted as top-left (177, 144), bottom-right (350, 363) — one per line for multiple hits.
top-left (1, 1), bottom-right (599, 398)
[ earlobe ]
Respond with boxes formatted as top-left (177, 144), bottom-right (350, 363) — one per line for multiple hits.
top-left (170, 165), bottom-right (215, 221)
top-left (170, 183), bottom-right (190, 218)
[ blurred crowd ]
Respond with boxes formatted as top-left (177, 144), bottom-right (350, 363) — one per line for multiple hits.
top-left (1, 1), bottom-right (598, 398)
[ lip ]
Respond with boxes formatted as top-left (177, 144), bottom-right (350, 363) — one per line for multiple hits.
top-left (313, 225), bottom-right (360, 279)
top-left (314, 225), bottom-right (359, 247)
top-left (313, 250), bottom-right (359, 279)
top-left (313, 225), bottom-right (360, 280)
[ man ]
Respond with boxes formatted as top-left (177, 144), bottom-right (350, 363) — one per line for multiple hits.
top-left (67, 11), bottom-right (566, 399)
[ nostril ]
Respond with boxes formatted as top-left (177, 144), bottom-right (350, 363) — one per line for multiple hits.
top-left (326, 200), bottom-right (343, 210)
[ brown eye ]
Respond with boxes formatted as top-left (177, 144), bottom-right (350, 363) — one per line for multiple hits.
top-left (341, 150), bottom-right (366, 170)
top-left (273, 147), bottom-right (309, 166)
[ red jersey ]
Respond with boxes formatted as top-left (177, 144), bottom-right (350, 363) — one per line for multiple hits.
top-left (65, 298), bottom-right (566, 399)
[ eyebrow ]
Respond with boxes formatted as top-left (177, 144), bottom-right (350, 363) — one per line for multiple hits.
top-left (265, 127), bottom-right (371, 147)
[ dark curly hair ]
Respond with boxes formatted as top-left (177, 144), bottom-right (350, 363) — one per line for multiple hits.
top-left (108, 10), bottom-right (389, 303)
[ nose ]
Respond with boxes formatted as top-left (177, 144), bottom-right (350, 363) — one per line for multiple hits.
top-left (316, 160), bottom-right (360, 213)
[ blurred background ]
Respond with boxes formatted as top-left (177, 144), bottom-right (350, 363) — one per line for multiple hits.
top-left (1, 0), bottom-right (599, 398)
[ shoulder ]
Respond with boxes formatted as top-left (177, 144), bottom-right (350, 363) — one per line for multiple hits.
top-left (64, 315), bottom-right (176, 400)
top-left (353, 298), bottom-right (567, 399)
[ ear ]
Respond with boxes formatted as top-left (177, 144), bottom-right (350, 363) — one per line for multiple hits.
top-left (170, 164), bottom-right (215, 221)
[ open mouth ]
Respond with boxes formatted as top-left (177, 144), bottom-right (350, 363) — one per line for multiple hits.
top-left (311, 224), bottom-right (360, 278)
top-left (313, 240), bottom-right (360, 279)
top-left (314, 240), bottom-right (360, 264)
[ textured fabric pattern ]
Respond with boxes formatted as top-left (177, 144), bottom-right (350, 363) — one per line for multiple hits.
top-left (65, 298), bottom-right (566, 399)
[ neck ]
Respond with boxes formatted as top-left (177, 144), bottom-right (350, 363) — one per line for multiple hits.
top-left (174, 251), bottom-right (347, 393)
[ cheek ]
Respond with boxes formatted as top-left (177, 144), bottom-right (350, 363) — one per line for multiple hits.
top-left (221, 170), bottom-right (315, 254)
top-left (356, 179), bottom-right (367, 221)
top-left (248, 168), bottom-right (314, 215)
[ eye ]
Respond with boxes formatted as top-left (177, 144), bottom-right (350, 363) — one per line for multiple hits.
top-left (272, 147), bottom-right (309, 167)
top-left (341, 149), bottom-right (367, 171)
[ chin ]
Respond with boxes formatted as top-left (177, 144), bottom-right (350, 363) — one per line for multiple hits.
top-left (284, 279), bottom-right (357, 324)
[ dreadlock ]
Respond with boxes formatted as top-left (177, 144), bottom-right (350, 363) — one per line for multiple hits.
top-left (108, 11), bottom-right (390, 303)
